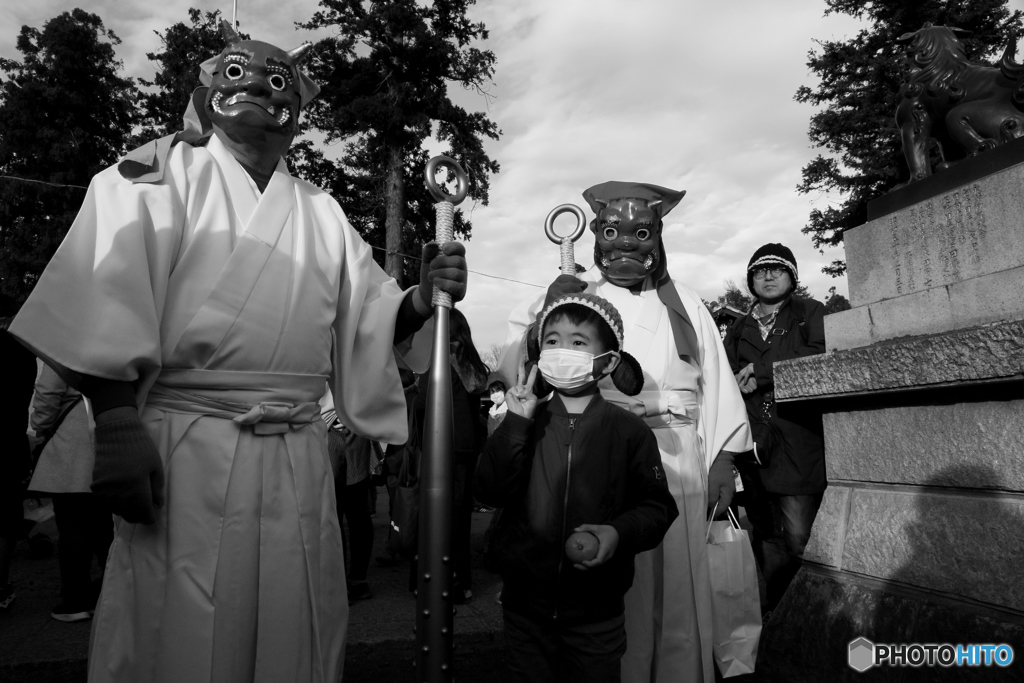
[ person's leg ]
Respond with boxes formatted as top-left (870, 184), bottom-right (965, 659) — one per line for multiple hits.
top-left (503, 608), bottom-right (559, 683)
top-left (561, 613), bottom-right (627, 683)
top-left (778, 492), bottom-right (823, 558)
top-left (452, 453), bottom-right (475, 600)
top-left (52, 493), bottom-right (96, 614)
top-left (86, 494), bottom-right (114, 572)
top-left (739, 469), bottom-right (789, 612)
top-left (343, 476), bottom-right (374, 598)
top-left (764, 492), bottom-right (823, 609)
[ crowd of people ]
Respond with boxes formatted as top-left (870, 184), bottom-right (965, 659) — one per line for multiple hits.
top-left (0, 23), bottom-right (829, 683)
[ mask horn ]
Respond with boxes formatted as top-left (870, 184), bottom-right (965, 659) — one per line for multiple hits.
top-left (287, 42), bottom-right (313, 65)
top-left (219, 19), bottom-right (242, 46)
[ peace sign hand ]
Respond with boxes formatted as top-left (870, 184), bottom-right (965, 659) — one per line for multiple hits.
top-left (506, 364), bottom-right (539, 420)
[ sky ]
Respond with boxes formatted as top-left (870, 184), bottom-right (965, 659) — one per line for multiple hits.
top-left (4, 1), bottom-right (1023, 353)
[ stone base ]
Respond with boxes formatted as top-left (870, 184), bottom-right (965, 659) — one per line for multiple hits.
top-left (774, 318), bottom-right (1024, 401)
top-left (825, 264), bottom-right (1024, 351)
top-left (759, 565), bottom-right (1024, 681)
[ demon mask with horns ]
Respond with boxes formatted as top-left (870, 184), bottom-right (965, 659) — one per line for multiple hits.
top-left (119, 21), bottom-right (320, 183)
top-left (582, 181), bottom-right (686, 288)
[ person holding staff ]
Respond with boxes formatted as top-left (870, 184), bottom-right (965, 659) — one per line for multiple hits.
top-left (9, 22), bottom-right (467, 683)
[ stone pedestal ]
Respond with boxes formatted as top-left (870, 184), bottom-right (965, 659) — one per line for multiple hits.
top-left (763, 157), bottom-right (1024, 679)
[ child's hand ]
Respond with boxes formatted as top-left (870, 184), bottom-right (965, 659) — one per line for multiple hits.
top-left (505, 365), bottom-right (539, 420)
top-left (572, 524), bottom-right (619, 571)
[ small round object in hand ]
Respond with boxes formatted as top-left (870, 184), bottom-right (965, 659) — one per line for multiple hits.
top-left (564, 531), bottom-right (599, 563)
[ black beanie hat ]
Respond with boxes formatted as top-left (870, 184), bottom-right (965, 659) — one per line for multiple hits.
top-left (747, 243), bottom-right (798, 292)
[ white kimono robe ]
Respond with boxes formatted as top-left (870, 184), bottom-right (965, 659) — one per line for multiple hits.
top-left (498, 266), bottom-right (751, 683)
top-left (10, 134), bottom-right (430, 683)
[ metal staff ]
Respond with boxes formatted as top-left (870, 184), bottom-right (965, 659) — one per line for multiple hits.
top-left (417, 156), bottom-right (468, 683)
top-left (544, 204), bottom-right (587, 275)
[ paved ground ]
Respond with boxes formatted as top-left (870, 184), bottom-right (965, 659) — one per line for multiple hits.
top-left (0, 490), bottom-right (508, 681)
top-left (0, 493), bottom-right (773, 682)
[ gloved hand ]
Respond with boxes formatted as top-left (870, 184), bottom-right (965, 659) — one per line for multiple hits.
top-left (91, 406), bottom-right (165, 525)
top-left (545, 273), bottom-right (587, 302)
top-left (707, 450), bottom-right (736, 519)
top-left (415, 241), bottom-right (467, 314)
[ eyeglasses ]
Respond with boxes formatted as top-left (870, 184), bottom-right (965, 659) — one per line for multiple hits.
top-left (751, 267), bottom-right (787, 280)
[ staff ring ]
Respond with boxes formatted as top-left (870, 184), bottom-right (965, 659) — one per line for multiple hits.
top-left (544, 204), bottom-right (587, 244)
top-left (424, 156), bottom-right (469, 206)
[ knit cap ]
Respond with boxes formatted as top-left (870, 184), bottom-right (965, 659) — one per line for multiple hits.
top-left (747, 243), bottom-right (798, 291)
top-left (535, 289), bottom-right (644, 396)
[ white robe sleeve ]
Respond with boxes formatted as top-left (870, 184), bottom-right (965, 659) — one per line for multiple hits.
top-left (10, 161), bottom-right (183, 389)
top-left (327, 210), bottom-right (431, 445)
top-left (674, 282), bottom-right (753, 468)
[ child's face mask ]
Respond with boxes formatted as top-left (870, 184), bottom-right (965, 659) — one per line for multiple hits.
top-left (537, 348), bottom-right (614, 392)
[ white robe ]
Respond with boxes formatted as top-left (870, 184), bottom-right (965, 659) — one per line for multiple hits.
top-left (10, 134), bottom-right (430, 683)
top-left (498, 267), bottom-right (751, 683)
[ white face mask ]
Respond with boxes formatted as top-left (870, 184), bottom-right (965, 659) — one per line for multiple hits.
top-left (490, 392), bottom-right (505, 405)
top-left (537, 348), bottom-right (614, 392)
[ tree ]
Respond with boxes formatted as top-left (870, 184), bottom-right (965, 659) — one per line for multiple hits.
top-left (793, 283), bottom-right (813, 300)
top-left (137, 9), bottom-right (246, 141)
top-left (795, 0), bottom-right (1022, 276)
top-left (717, 279), bottom-right (753, 312)
top-left (824, 285), bottom-right (852, 313)
top-left (0, 9), bottom-right (139, 299)
top-left (300, 0), bottom-right (500, 285)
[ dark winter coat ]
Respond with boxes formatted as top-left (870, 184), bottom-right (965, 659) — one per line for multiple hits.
top-left (475, 392), bottom-right (678, 625)
top-left (724, 296), bottom-right (827, 495)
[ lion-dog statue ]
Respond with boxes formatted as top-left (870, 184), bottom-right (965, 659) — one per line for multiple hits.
top-left (897, 23), bottom-right (1024, 181)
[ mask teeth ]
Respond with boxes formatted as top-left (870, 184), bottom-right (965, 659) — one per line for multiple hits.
top-left (600, 255), bottom-right (611, 268)
top-left (644, 255), bottom-right (653, 270)
top-left (211, 92), bottom-right (223, 114)
top-left (277, 109), bottom-right (291, 126)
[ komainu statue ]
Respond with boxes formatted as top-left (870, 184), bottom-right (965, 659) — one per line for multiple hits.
top-left (897, 23), bottom-right (1024, 181)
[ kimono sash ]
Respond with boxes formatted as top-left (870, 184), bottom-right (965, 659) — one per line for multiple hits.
top-left (147, 369), bottom-right (327, 435)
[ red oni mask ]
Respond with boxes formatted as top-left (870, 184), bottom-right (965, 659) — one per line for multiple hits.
top-left (201, 22), bottom-right (317, 140)
top-left (582, 182), bottom-right (686, 288)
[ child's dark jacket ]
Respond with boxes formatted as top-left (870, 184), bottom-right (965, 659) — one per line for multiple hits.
top-left (475, 392), bottom-right (678, 625)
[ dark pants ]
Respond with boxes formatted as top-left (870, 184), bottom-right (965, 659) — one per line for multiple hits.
top-left (407, 454), bottom-right (477, 594)
top-left (503, 609), bottom-right (626, 683)
top-left (52, 493), bottom-right (113, 607)
top-left (741, 473), bottom-right (823, 611)
top-left (452, 451), bottom-right (476, 593)
top-left (336, 475), bottom-right (374, 583)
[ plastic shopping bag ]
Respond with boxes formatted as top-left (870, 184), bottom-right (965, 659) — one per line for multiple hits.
top-left (707, 508), bottom-right (762, 677)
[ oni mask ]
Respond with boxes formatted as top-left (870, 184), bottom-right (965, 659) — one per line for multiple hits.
top-left (199, 21), bottom-right (319, 139)
top-left (582, 182), bottom-right (686, 288)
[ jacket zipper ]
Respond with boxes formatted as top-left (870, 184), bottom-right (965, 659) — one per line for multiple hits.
top-left (554, 416), bottom-right (577, 620)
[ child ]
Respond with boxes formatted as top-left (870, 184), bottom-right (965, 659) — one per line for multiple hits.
top-left (475, 291), bottom-right (678, 683)
top-left (486, 379), bottom-right (509, 437)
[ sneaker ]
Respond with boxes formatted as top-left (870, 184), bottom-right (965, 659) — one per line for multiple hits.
top-left (348, 581), bottom-right (373, 601)
top-left (0, 584), bottom-right (14, 610)
top-left (51, 603), bottom-right (93, 623)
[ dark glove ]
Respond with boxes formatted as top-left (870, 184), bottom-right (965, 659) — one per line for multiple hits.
top-left (417, 241), bottom-right (467, 311)
top-left (707, 450), bottom-right (736, 519)
top-left (545, 274), bottom-right (587, 301)
top-left (91, 406), bottom-right (165, 525)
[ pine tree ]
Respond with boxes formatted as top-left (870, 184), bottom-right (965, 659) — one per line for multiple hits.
top-left (300, 0), bottom-right (500, 285)
top-left (0, 9), bottom-right (139, 299)
top-left (796, 0), bottom-right (1022, 276)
